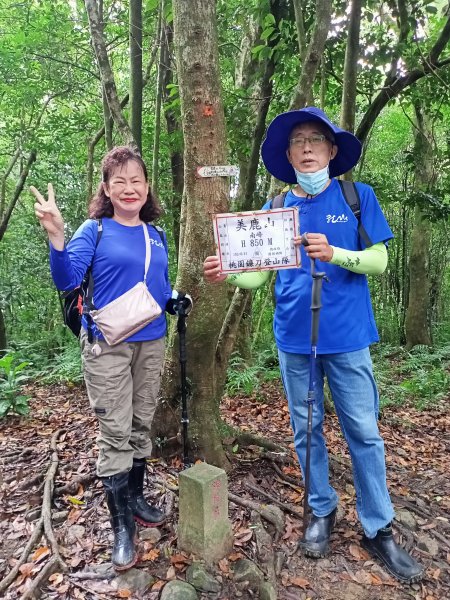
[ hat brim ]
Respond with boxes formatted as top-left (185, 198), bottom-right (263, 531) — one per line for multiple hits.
top-left (261, 110), bottom-right (362, 182)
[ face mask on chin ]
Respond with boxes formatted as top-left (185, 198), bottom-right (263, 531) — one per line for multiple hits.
top-left (294, 165), bottom-right (330, 196)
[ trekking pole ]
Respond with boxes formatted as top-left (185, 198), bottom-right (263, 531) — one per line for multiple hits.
top-left (176, 295), bottom-right (190, 468)
top-left (300, 233), bottom-right (328, 536)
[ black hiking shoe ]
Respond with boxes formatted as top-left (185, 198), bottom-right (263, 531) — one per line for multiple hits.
top-left (102, 471), bottom-right (137, 571)
top-left (361, 525), bottom-right (424, 583)
top-left (298, 507), bottom-right (337, 558)
top-left (128, 458), bottom-right (166, 528)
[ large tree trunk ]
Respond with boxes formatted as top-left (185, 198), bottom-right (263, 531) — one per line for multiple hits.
top-left (404, 104), bottom-right (433, 349)
top-left (129, 0), bottom-right (143, 153)
top-left (157, 0), bottom-right (231, 468)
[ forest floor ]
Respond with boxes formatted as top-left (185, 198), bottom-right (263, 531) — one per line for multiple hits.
top-left (0, 379), bottom-right (449, 600)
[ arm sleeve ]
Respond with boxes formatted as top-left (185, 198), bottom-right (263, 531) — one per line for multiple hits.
top-left (49, 220), bottom-right (97, 291)
top-left (226, 270), bottom-right (271, 289)
top-left (330, 242), bottom-right (387, 275)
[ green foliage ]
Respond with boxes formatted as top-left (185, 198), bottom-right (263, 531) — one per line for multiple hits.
top-left (225, 347), bottom-right (279, 396)
top-left (373, 343), bottom-right (450, 411)
top-left (31, 342), bottom-right (83, 385)
top-left (397, 345), bottom-right (450, 409)
top-left (0, 352), bottom-right (31, 418)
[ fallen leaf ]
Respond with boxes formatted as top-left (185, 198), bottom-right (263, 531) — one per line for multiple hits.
top-left (349, 543), bottom-right (363, 560)
top-left (19, 563), bottom-right (35, 577)
top-left (49, 573), bottom-right (64, 586)
top-left (151, 580), bottom-right (165, 591)
top-left (117, 589), bottom-right (132, 598)
top-left (166, 566), bottom-right (176, 579)
top-left (66, 496), bottom-right (85, 506)
top-left (32, 546), bottom-right (50, 563)
top-left (141, 549), bottom-right (160, 562)
top-left (227, 552), bottom-right (243, 562)
top-left (218, 558), bottom-right (229, 574)
top-left (290, 576), bottom-right (310, 589)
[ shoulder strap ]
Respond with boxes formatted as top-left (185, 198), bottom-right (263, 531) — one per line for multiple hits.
top-left (270, 192), bottom-right (287, 209)
top-left (84, 219), bottom-right (103, 311)
top-left (338, 180), bottom-right (373, 248)
top-left (152, 224), bottom-right (165, 243)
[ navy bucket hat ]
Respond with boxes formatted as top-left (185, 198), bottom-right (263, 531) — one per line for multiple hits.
top-left (261, 106), bottom-right (362, 183)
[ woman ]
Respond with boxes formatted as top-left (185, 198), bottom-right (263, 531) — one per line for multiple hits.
top-left (31, 146), bottom-right (191, 571)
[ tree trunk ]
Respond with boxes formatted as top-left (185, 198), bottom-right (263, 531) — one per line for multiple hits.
top-left (215, 289), bottom-right (252, 394)
top-left (0, 150), bottom-right (37, 241)
top-left (84, 0), bottom-right (135, 145)
top-left (157, 0), bottom-right (231, 468)
top-left (340, 0), bottom-right (362, 134)
top-left (340, 0), bottom-right (362, 180)
top-left (404, 103), bottom-right (434, 349)
top-left (129, 0), bottom-right (143, 153)
top-left (152, 0), bottom-right (165, 196)
top-left (0, 306), bottom-right (6, 354)
top-left (162, 22), bottom-right (184, 257)
top-left (289, 0), bottom-right (332, 110)
top-left (85, 27), bottom-right (160, 197)
top-left (98, 0), bottom-right (113, 150)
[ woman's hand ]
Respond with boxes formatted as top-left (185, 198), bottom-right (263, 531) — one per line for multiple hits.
top-left (30, 183), bottom-right (65, 250)
top-left (203, 255), bottom-right (227, 283)
top-left (293, 232), bottom-right (334, 262)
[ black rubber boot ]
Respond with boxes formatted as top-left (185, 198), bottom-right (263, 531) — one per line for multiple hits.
top-left (361, 525), bottom-right (424, 583)
top-left (298, 507), bottom-right (337, 558)
top-left (128, 458), bottom-right (166, 528)
top-left (102, 471), bottom-right (137, 571)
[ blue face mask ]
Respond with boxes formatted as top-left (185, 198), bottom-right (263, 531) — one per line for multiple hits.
top-left (294, 165), bottom-right (330, 196)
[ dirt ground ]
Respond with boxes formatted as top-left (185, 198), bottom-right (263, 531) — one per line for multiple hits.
top-left (0, 381), bottom-right (449, 599)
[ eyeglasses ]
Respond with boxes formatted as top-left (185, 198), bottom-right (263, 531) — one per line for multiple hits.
top-left (289, 134), bottom-right (332, 147)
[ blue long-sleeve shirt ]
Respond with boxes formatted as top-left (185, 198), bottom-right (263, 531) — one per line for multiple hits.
top-left (50, 218), bottom-right (172, 342)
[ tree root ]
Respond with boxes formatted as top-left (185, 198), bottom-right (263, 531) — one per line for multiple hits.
top-left (0, 429), bottom-right (66, 599)
top-left (228, 493), bottom-right (284, 533)
top-left (244, 481), bottom-right (303, 520)
top-left (54, 474), bottom-right (96, 497)
top-left (251, 510), bottom-right (277, 588)
top-left (232, 430), bottom-right (286, 453)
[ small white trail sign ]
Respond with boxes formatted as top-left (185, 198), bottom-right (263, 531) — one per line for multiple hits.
top-left (213, 207), bottom-right (300, 273)
top-left (197, 165), bottom-right (239, 178)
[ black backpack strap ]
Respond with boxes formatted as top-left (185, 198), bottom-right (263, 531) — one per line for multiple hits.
top-left (338, 180), bottom-right (373, 248)
top-left (152, 224), bottom-right (165, 244)
top-left (270, 192), bottom-right (287, 209)
top-left (83, 219), bottom-right (103, 341)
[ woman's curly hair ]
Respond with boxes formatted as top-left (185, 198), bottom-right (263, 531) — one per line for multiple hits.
top-left (89, 146), bottom-right (162, 222)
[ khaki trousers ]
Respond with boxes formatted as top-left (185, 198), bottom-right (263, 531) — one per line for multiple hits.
top-left (80, 331), bottom-right (165, 477)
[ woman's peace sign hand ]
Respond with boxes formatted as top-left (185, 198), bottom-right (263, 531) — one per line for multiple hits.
top-left (30, 184), bottom-right (65, 249)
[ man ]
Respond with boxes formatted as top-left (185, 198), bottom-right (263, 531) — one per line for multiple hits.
top-left (203, 107), bottom-right (423, 583)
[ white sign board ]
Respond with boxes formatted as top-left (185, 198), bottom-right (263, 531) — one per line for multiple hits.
top-left (213, 207), bottom-right (300, 273)
top-left (197, 165), bottom-right (239, 178)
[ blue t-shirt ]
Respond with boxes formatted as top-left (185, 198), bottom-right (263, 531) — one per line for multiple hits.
top-left (262, 179), bottom-right (393, 354)
top-left (50, 218), bottom-right (172, 342)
